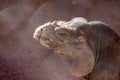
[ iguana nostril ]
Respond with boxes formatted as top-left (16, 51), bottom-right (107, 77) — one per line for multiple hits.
top-left (40, 28), bottom-right (43, 32)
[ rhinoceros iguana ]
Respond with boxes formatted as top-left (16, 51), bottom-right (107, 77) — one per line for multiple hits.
top-left (33, 17), bottom-right (120, 80)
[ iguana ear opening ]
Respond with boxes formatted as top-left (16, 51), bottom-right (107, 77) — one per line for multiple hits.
top-left (67, 42), bottom-right (95, 77)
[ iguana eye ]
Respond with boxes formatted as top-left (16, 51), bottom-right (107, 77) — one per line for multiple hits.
top-left (56, 31), bottom-right (70, 38)
top-left (55, 27), bottom-right (69, 38)
top-left (57, 32), bottom-right (68, 37)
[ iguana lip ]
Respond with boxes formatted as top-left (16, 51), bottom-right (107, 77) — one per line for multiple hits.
top-left (33, 33), bottom-right (41, 42)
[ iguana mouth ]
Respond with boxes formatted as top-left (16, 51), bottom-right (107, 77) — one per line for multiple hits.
top-left (33, 33), bottom-right (41, 42)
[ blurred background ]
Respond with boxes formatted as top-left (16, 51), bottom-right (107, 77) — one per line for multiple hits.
top-left (0, 0), bottom-right (120, 80)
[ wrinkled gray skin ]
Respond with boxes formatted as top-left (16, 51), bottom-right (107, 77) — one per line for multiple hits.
top-left (33, 17), bottom-right (120, 80)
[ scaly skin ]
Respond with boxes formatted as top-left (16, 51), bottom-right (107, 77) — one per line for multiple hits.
top-left (33, 17), bottom-right (120, 80)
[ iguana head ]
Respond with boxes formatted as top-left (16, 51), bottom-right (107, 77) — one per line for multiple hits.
top-left (33, 17), bottom-right (95, 77)
top-left (33, 17), bottom-right (89, 51)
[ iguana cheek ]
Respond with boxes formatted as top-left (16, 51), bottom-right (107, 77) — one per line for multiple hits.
top-left (49, 43), bottom-right (59, 50)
